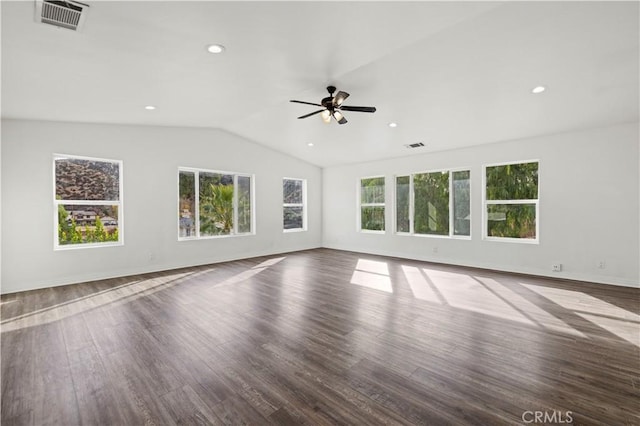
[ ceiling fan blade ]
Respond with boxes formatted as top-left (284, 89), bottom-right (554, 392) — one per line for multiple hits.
top-left (297, 109), bottom-right (326, 119)
top-left (290, 100), bottom-right (323, 107)
top-left (339, 105), bottom-right (377, 113)
top-left (333, 110), bottom-right (348, 125)
top-left (333, 91), bottom-right (350, 106)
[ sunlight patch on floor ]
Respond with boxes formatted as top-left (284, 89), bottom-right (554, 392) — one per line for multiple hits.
top-left (576, 312), bottom-right (640, 346)
top-left (522, 283), bottom-right (640, 345)
top-left (215, 257), bottom-right (287, 288)
top-left (350, 259), bottom-right (393, 293)
top-left (401, 265), bottom-right (442, 304)
top-left (253, 257), bottom-right (286, 269)
top-left (476, 277), bottom-right (586, 338)
top-left (423, 269), bottom-right (535, 325)
top-left (1, 269), bottom-right (204, 332)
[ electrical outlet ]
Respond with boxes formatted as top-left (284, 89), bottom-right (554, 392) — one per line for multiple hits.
top-left (148, 252), bottom-right (155, 262)
top-left (432, 246), bottom-right (438, 254)
top-left (552, 263), bottom-right (562, 272)
top-left (597, 260), bottom-right (606, 269)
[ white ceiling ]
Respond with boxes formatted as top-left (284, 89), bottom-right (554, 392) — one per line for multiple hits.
top-left (2, 1), bottom-right (638, 167)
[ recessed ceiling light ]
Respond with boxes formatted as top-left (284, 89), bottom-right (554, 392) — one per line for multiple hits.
top-left (307, 142), bottom-right (314, 147)
top-left (144, 105), bottom-right (156, 110)
top-left (206, 44), bottom-right (225, 54)
top-left (388, 122), bottom-right (398, 128)
top-left (531, 86), bottom-right (546, 94)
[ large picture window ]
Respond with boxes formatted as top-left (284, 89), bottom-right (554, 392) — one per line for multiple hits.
top-left (283, 178), bottom-right (306, 231)
top-left (484, 160), bottom-right (539, 242)
top-left (395, 169), bottom-right (471, 238)
top-left (359, 176), bottom-right (385, 232)
top-left (54, 154), bottom-right (123, 249)
top-left (178, 168), bottom-right (253, 239)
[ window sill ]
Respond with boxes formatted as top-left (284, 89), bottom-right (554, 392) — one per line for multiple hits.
top-left (360, 229), bottom-right (386, 235)
top-left (483, 236), bottom-right (539, 244)
top-left (178, 233), bottom-right (255, 241)
top-left (55, 241), bottom-right (123, 251)
top-left (283, 228), bottom-right (307, 233)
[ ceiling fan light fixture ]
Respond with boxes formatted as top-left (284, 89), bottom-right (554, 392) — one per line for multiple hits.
top-left (333, 110), bottom-right (347, 125)
top-left (321, 110), bottom-right (331, 124)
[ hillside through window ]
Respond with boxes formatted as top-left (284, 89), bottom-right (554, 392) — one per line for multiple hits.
top-left (54, 154), bottom-right (123, 249)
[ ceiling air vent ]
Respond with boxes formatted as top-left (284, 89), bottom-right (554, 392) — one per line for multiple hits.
top-left (404, 142), bottom-right (425, 149)
top-left (35, 0), bottom-right (89, 32)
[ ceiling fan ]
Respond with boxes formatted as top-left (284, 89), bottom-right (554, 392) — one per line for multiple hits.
top-left (290, 86), bottom-right (376, 125)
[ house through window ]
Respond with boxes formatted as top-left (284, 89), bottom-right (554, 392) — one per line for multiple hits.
top-left (54, 154), bottom-right (123, 249)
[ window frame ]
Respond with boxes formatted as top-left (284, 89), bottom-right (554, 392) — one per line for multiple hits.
top-left (282, 177), bottom-right (307, 233)
top-left (358, 175), bottom-right (386, 234)
top-left (53, 153), bottom-right (124, 250)
top-left (482, 159), bottom-right (539, 244)
top-left (177, 166), bottom-right (255, 241)
top-left (394, 167), bottom-right (471, 239)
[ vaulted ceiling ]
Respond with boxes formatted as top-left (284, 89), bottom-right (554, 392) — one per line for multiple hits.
top-left (2, 1), bottom-right (638, 167)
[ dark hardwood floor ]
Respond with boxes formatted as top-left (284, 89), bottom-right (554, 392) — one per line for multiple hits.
top-left (1, 248), bottom-right (639, 425)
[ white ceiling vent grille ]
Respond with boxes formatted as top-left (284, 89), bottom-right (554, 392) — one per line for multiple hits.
top-left (35, 0), bottom-right (89, 31)
top-left (404, 142), bottom-right (425, 149)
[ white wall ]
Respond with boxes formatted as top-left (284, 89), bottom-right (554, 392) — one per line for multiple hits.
top-left (323, 122), bottom-right (640, 287)
top-left (1, 119), bottom-right (322, 294)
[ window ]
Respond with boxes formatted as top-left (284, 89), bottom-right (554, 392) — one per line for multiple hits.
top-left (395, 169), bottom-right (471, 237)
top-left (452, 170), bottom-right (471, 236)
top-left (395, 176), bottom-right (410, 233)
top-left (484, 160), bottom-right (539, 242)
top-left (359, 176), bottom-right (385, 232)
top-left (414, 171), bottom-right (449, 235)
top-left (283, 178), bottom-right (306, 231)
top-left (178, 168), bottom-right (253, 239)
top-left (54, 154), bottom-right (123, 249)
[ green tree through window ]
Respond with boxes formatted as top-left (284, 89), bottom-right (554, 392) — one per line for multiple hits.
top-left (360, 177), bottom-right (385, 231)
top-left (178, 168), bottom-right (253, 239)
top-left (485, 161), bottom-right (539, 240)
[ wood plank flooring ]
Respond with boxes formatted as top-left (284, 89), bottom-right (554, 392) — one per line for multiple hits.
top-left (1, 248), bottom-right (639, 425)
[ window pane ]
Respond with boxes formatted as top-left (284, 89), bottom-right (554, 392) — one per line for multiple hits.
top-left (396, 176), bottom-right (410, 232)
top-left (414, 172), bottom-right (449, 235)
top-left (58, 204), bottom-right (119, 245)
top-left (55, 158), bottom-right (119, 201)
top-left (452, 170), bottom-right (470, 236)
top-left (179, 171), bottom-right (196, 237)
top-left (283, 206), bottom-right (304, 230)
top-left (237, 176), bottom-right (252, 234)
top-left (283, 179), bottom-right (303, 204)
top-left (487, 204), bottom-right (536, 239)
top-left (361, 206), bottom-right (385, 231)
top-left (199, 172), bottom-right (234, 236)
top-left (361, 177), bottom-right (385, 204)
top-left (486, 162), bottom-right (538, 200)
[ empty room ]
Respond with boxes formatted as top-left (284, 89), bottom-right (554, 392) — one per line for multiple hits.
top-left (1, 1), bottom-right (639, 425)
